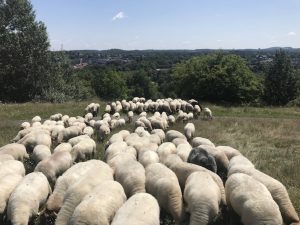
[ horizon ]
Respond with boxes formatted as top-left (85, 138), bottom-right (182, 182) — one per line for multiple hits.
top-left (31, 0), bottom-right (300, 51)
top-left (54, 47), bottom-right (300, 52)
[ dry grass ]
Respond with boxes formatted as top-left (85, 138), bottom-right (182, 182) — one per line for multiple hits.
top-left (0, 100), bottom-right (299, 224)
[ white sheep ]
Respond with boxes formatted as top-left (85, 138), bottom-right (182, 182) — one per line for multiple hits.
top-left (55, 161), bottom-right (113, 225)
top-left (192, 136), bottom-right (215, 147)
top-left (31, 144), bottom-right (51, 163)
top-left (114, 159), bottom-right (146, 198)
top-left (184, 171), bottom-right (221, 225)
top-left (7, 172), bottom-right (51, 225)
top-left (0, 160), bottom-right (25, 179)
top-left (226, 173), bottom-right (282, 225)
top-left (0, 143), bottom-right (29, 161)
top-left (69, 181), bottom-right (127, 225)
top-left (53, 143), bottom-right (73, 153)
top-left (146, 163), bottom-right (185, 222)
top-left (203, 107), bottom-right (213, 120)
top-left (0, 174), bottom-right (23, 214)
top-left (71, 138), bottom-right (96, 162)
top-left (83, 126), bottom-right (94, 137)
top-left (111, 193), bottom-right (160, 225)
top-left (184, 122), bottom-right (195, 140)
top-left (46, 160), bottom-right (107, 212)
top-left (34, 151), bottom-right (73, 185)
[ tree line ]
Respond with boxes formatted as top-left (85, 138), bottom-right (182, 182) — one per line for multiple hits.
top-left (1, 0), bottom-right (299, 106)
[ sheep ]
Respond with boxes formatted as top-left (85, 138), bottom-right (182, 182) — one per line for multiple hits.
top-left (228, 156), bottom-right (300, 225)
top-left (32, 115), bottom-right (42, 123)
top-left (82, 126), bottom-right (94, 137)
top-left (146, 163), bottom-right (185, 223)
top-left (149, 133), bottom-right (162, 145)
top-left (50, 113), bottom-right (62, 121)
top-left (111, 193), bottom-right (160, 225)
top-left (107, 152), bottom-right (137, 171)
top-left (69, 181), bottom-right (127, 225)
top-left (7, 172), bottom-right (51, 225)
top-left (151, 129), bottom-right (165, 142)
top-left (20, 121), bottom-right (30, 130)
top-left (166, 130), bottom-right (187, 142)
top-left (135, 120), bottom-right (146, 128)
top-left (163, 154), bottom-right (226, 206)
top-left (114, 159), bottom-right (146, 198)
top-left (0, 154), bottom-right (14, 162)
top-left (138, 150), bottom-right (159, 168)
top-left (216, 145), bottom-right (241, 160)
top-left (187, 147), bottom-right (217, 173)
top-left (192, 136), bottom-right (215, 147)
top-left (127, 111), bottom-right (134, 123)
top-left (0, 174), bottom-right (23, 215)
top-left (0, 143), bottom-right (29, 161)
top-left (46, 160), bottom-right (106, 212)
top-left (184, 122), bottom-right (195, 140)
top-left (51, 125), bottom-right (65, 141)
top-left (172, 137), bottom-right (190, 147)
top-left (176, 143), bottom-right (192, 162)
top-left (53, 143), bottom-right (73, 153)
top-left (104, 141), bottom-right (128, 163)
top-left (118, 130), bottom-right (130, 140)
top-left (97, 125), bottom-right (110, 142)
top-left (194, 105), bottom-right (201, 118)
top-left (203, 107), bottom-right (213, 120)
top-left (108, 133), bottom-right (123, 145)
top-left (71, 138), bottom-right (96, 162)
top-left (139, 117), bottom-right (152, 131)
top-left (55, 161), bottom-right (113, 225)
top-left (184, 171), bottom-right (221, 225)
top-left (112, 112), bottom-right (120, 120)
top-left (57, 126), bottom-right (82, 143)
top-left (168, 115), bottom-right (176, 125)
top-left (196, 145), bottom-right (229, 176)
top-left (34, 151), bottom-right (73, 186)
top-left (0, 160), bottom-right (25, 179)
top-left (68, 134), bottom-right (90, 146)
top-left (31, 144), bottom-right (51, 163)
top-left (17, 131), bottom-right (51, 152)
top-left (225, 173), bottom-right (282, 225)
top-left (157, 142), bottom-right (177, 163)
top-left (149, 117), bottom-right (167, 130)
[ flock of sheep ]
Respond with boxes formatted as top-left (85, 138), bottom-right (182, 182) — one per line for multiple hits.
top-left (0, 97), bottom-right (299, 225)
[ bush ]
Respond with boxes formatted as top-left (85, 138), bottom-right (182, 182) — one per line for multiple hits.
top-left (171, 53), bottom-right (263, 104)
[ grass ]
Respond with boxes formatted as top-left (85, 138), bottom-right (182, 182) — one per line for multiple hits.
top-left (0, 100), bottom-right (299, 224)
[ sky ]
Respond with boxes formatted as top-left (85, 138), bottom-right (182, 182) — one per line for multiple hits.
top-left (31, 0), bottom-right (300, 50)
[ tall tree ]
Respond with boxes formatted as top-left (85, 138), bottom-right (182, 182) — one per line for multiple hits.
top-left (0, 0), bottom-right (50, 102)
top-left (264, 49), bottom-right (299, 105)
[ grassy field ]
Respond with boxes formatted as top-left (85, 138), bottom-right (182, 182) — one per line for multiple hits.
top-left (0, 100), bottom-right (299, 224)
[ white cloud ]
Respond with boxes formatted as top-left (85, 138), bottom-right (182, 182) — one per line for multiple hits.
top-left (112, 11), bottom-right (126, 21)
top-left (287, 31), bottom-right (296, 36)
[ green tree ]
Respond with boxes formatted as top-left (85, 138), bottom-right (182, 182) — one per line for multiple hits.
top-left (172, 53), bottom-right (263, 103)
top-left (126, 70), bottom-right (158, 99)
top-left (0, 0), bottom-right (50, 102)
top-left (92, 70), bottom-right (128, 100)
top-left (264, 49), bottom-right (299, 105)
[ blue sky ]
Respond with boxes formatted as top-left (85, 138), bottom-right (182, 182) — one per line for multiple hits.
top-left (31, 0), bottom-right (300, 50)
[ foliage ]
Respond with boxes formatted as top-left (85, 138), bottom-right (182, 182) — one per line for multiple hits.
top-left (264, 50), bottom-right (300, 105)
top-left (35, 52), bottom-right (94, 103)
top-left (92, 70), bottom-right (128, 100)
top-left (0, 0), bottom-right (50, 102)
top-left (171, 53), bottom-right (263, 103)
top-left (126, 70), bottom-right (159, 99)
